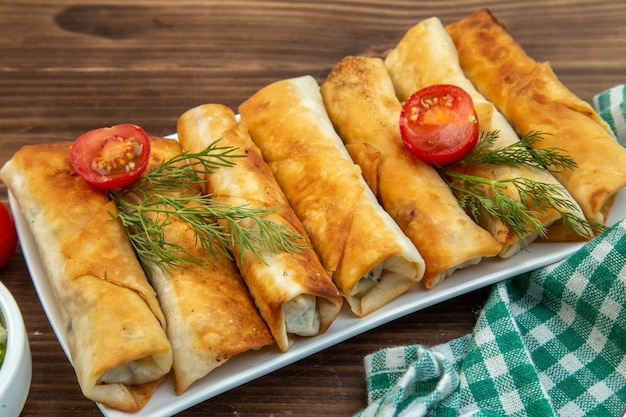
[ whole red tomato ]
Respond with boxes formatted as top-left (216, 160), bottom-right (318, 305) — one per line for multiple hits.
top-left (0, 202), bottom-right (18, 268)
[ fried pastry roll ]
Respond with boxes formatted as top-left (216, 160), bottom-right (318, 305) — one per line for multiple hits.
top-left (1, 143), bottom-right (172, 412)
top-left (383, 16), bottom-right (588, 253)
top-left (135, 137), bottom-right (275, 393)
top-left (178, 104), bottom-right (342, 347)
top-left (446, 8), bottom-right (626, 227)
top-left (239, 76), bottom-right (427, 307)
top-left (321, 56), bottom-right (502, 288)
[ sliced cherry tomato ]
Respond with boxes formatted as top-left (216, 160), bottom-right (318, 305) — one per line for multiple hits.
top-left (399, 84), bottom-right (479, 165)
top-left (70, 124), bottom-right (151, 189)
top-left (0, 202), bottom-right (18, 269)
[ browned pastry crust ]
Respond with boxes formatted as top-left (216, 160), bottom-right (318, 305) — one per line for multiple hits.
top-left (239, 77), bottom-right (426, 311)
top-left (1, 142), bottom-right (172, 411)
top-left (446, 8), bottom-right (626, 227)
top-left (321, 56), bottom-right (503, 288)
top-left (139, 137), bottom-right (276, 392)
top-left (384, 16), bottom-right (588, 251)
top-left (178, 104), bottom-right (343, 346)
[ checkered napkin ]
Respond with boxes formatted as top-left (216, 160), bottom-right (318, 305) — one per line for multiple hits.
top-left (354, 85), bottom-right (626, 417)
top-left (594, 84), bottom-right (626, 147)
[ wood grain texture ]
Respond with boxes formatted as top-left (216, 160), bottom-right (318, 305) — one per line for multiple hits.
top-left (1, 0), bottom-right (625, 415)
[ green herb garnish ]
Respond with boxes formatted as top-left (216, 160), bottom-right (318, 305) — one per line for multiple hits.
top-left (440, 130), bottom-right (605, 243)
top-left (461, 130), bottom-right (576, 173)
top-left (111, 139), bottom-right (309, 270)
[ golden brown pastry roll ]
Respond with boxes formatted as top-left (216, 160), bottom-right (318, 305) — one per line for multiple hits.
top-left (321, 56), bottom-right (503, 288)
top-left (239, 75), bottom-right (428, 303)
top-left (135, 137), bottom-right (275, 393)
top-left (446, 8), bottom-right (626, 225)
top-left (383, 16), bottom-right (588, 253)
top-left (0, 142), bottom-right (172, 412)
top-left (177, 104), bottom-right (343, 347)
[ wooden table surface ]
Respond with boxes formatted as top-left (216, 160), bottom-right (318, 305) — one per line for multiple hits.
top-left (1, 1), bottom-right (625, 416)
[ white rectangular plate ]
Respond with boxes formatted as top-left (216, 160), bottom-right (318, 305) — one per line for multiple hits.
top-left (10, 185), bottom-right (626, 417)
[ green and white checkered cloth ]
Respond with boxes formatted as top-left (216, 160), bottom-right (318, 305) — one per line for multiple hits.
top-left (355, 85), bottom-right (626, 417)
top-left (594, 84), bottom-right (626, 147)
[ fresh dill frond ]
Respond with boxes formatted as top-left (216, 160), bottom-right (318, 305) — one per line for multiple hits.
top-left (441, 130), bottom-right (606, 243)
top-left (443, 169), bottom-right (605, 243)
top-left (110, 139), bottom-right (309, 271)
top-left (444, 171), bottom-right (548, 242)
top-left (462, 130), bottom-right (577, 173)
top-left (138, 139), bottom-right (244, 195)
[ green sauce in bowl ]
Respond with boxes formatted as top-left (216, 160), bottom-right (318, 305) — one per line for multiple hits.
top-left (0, 321), bottom-right (6, 366)
top-left (0, 281), bottom-right (31, 416)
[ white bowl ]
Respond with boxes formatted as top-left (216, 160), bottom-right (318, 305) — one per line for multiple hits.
top-left (0, 281), bottom-right (32, 417)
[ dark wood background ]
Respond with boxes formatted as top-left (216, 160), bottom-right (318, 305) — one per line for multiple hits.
top-left (1, 1), bottom-right (625, 416)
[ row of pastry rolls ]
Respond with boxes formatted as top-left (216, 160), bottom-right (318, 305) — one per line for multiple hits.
top-left (9, 9), bottom-right (621, 409)
top-left (131, 137), bottom-right (276, 394)
top-left (321, 58), bottom-right (502, 289)
top-left (237, 76), bottom-right (427, 316)
top-left (382, 16), bottom-right (588, 254)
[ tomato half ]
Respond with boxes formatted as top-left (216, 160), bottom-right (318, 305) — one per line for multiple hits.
top-left (399, 84), bottom-right (479, 165)
top-left (70, 124), bottom-right (151, 189)
top-left (0, 202), bottom-right (18, 269)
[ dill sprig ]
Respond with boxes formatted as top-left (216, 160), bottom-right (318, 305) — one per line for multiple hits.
top-left (463, 130), bottom-right (577, 173)
top-left (440, 131), bottom-right (605, 243)
top-left (137, 140), bottom-right (244, 194)
top-left (110, 139), bottom-right (309, 270)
